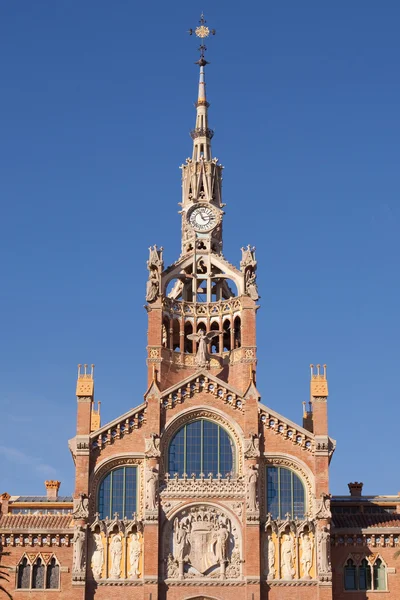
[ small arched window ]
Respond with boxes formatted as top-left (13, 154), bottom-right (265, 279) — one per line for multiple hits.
top-left (210, 321), bottom-right (220, 353)
top-left (32, 557), bottom-right (45, 589)
top-left (344, 559), bottom-right (357, 590)
top-left (168, 419), bottom-right (234, 478)
top-left (98, 466), bottom-right (138, 520)
top-left (184, 322), bottom-right (193, 353)
top-left (266, 466), bottom-right (305, 519)
top-left (373, 559), bottom-right (386, 591)
top-left (234, 316), bottom-right (241, 349)
top-left (46, 557), bottom-right (60, 589)
top-left (17, 557), bottom-right (31, 589)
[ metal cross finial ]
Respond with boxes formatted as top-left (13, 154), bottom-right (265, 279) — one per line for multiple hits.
top-left (188, 13), bottom-right (216, 66)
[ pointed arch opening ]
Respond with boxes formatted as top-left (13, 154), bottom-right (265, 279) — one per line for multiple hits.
top-left (223, 318), bottom-right (231, 352)
top-left (234, 316), bottom-right (241, 349)
top-left (184, 321), bottom-right (193, 353)
top-left (162, 316), bottom-right (170, 348)
top-left (46, 557), bottom-right (60, 589)
top-left (17, 556), bottom-right (31, 589)
top-left (32, 557), bottom-right (45, 589)
top-left (172, 319), bottom-right (180, 352)
top-left (210, 321), bottom-right (220, 353)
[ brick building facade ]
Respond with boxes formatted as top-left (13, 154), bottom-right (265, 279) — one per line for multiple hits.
top-left (1, 22), bottom-right (399, 600)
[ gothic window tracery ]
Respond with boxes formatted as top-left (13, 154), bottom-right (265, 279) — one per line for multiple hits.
top-left (167, 419), bottom-right (234, 477)
top-left (46, 557), bottom-right (60, 589)
top-left (32, 557), bottom-right (45, 589)
top-left (17, 556), bottom-right (31, 589)
top-left (344, 556), bottom-right (387, 591)
top-left (98, 466), bottom-right (138, 520)
top-left (266, 466), bottom-right (305, 520)
top-left (17, 555), bottom-right (60, 590)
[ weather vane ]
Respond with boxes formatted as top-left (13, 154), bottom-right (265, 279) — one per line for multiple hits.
top-left (188, 13), bottom-right (216, 66)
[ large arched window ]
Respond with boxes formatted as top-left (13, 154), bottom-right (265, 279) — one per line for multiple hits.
top-left (266, 466), bottom-right (305, 519)
top-left (168, 419), bottom-right (234, 477)
top-left (98, 466), bottom-right (138, 519)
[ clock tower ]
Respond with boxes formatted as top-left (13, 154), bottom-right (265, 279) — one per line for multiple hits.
top-left (145, 25), bottom-right (259, 396)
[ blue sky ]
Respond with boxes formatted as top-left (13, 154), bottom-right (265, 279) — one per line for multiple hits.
top-left (1, 1), bottom-right (399, 497)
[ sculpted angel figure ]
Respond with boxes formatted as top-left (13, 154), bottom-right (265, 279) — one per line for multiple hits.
top-left (213, 521), bottom-right (229, 563)
top-left (72, 527), bottom-right (86, 572)
top-left (146, 269), bottom-right (159, 303)
top-left (246, 465), bottom-right (258, 512)
top-left (91, 532), bottom-right (104, 579)
top-left (173, 518), bottom-right (189, 563)
top-left (300, 532), bottom-right (313, 579)
top-left (281, 534), bottom-right (295, 580)
top-left (263, 535), bottom-right (275, 579)
top-left (187, 329), bottom-right (223, 367)
top-left (128, 533), bottom-right (141, 578)
top-left (110, 534), bottom-right (122, 579)
top-left (146, 467), bottom-right (158, 511)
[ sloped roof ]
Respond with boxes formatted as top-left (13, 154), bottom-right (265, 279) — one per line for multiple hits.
top-left (333, 513), bottom-right (400, 529)
top-left (13, 496), bottom-right (73, 503)
top-left (0, 514), bottom-right (73, 531)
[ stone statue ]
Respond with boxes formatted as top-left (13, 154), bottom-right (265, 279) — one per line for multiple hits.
top-left (245, 271), bottom-right (259, 301)
top-left (187, 329), bottom-right (223, 367)
top-left (146, 269), bottom-right (159, 303)
top-left (318, 527), bottom-right (331, 573)
top-left (110, 534), bottom-right (123, 579)
top-left (301, 533), bottom-right (313, 579)
top-left (173, 518), bottom-right (189, 562)
top-left (281, 534), bottom-right (295, 580)
top-left (128, 533), bottom-right (141, 579)
top-left (263, 535), bottom-right (275, 579)
top-left (146, 467), bottom-right (159, 511)
top-left (91, 532), bottom-right (104, 579)
top-left (72, 527), bottom-right (86, 573)
top-left (246, 465), bottom-right (258, 512)
top-left (213, 521), bottom-right (229, 563)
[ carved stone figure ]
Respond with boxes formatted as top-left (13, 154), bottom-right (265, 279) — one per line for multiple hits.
top-left (128, 533), bottom-right (141, 579)
top-left (146, 269), bottom-right (159, 303)
top-left (110, 534), bottom-right (122, 579)
top-left (246, 465), bottom-right (258, 512)
top-left (318, 527), bottom-right (331, 573)
top-left (301, 533), bottom-right (313, 579)
top-left (281, 534), bottom-right (295, 580)
top-left (213, 521), bottom-right (229, 563)
top-left (91, 532), bottom-right (104, 579)
top-left (146, 467), bottom-right (159, 511)
top-left (245, 271), bottom-right (259, 301)
top-left (263, 535), bottom-right (275, 579)
top-left (72, 527), bottom-right (86, 573)
top-left (187, 329), bottom-right (222, 367)
top-left (167, 553), bottom-right (179, 579)
top-left (225, 547), bottom-right (241, 579)
top-left (173, 518), bottom-right (189, 563)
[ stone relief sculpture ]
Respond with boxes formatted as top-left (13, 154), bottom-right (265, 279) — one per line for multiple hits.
top-left (246, 465), bottom-right (258, 512)
top-left (263, 534), bottom-right (275, 579)
top-left (110, 533), bottom-right (123, 579)
top-left (128, 533), bottom-right (141, 579)
top-left (166, 506), bottom-right (240, 580)
top-left (245, 271), bottom-right (259, 301)
top-left (145, 433), bottom-right (161, 458)
top-left (318, 527), bottom-right (331, 573)
top-left (72, 493), bottom-right (89, 519)
top-left (146, 466), bottom-right (159, 511)
top-left (72, 526), bottom-right (86, 574)
top-left (281, 534), bottom-right (295, 580)
top-left (300, 532), bottom-right (313, 579)
top-left (187, 329), bottom-right (222, 367)
top-left (91, 532), bottom-right (104, 579)
top-left (243, 432), bottom-right (260, 459)
top-left (314, 493), bottom-right (332, 521)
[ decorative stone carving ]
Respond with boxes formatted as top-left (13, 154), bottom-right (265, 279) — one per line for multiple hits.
top-left (91, 532), bottom-right (104, 579)
top-left (317, 527), bottom-right (331, 575)
top-left (243, 433), bottom-right (260, 459)
top-left (263, 534), bottom-right (275, 579)
top-left (146, 245), bottom-right (163, 303)
top-left (160, 473), bottom-right (245, 498)
top-left (145, 433), bottom-right (161, 458)
top-left (165, 505), bottom-right (240, 580)
top-left (72, 493), bottom-right (89, 520)
top-left (300, 532), bottom-right (313, 579)
top-left (314, 493), bottom-right (332, 521)
top-left (245, 271), bottom-right (259, 301)
top-left (246, 465), bottom-right (259, 516)
top-left (187, 329), bottom-right (222, 367)
top-left (128, 533), bottom-right (141, 579)
top-left (109, 533), bottom-right (123, 579)
top-left (240, 245), bottom-right (257, 270)
top-left (72, 526), bottom-right (86, 579)
top-left (281, 534), bottom-right (295, 580)
top-left (146, 466), bottom-right (159, 512)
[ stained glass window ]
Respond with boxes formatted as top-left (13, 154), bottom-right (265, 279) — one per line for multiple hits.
top-left (17, 557), bottom-right (31, 589)
top-left (168, 419), bottom-right (234, 477)
top-left (98, 466), bottom-right (138, 520)
top-left (32, 557), bottom-right (45, 589)
top-left (266, 466), bottom-right (305, 519)
top-left (46, 558), bottom-right (60, 589)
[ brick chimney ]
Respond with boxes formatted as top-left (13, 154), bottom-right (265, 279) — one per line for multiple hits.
top-left (348, 482), bottom-right (363, 497)
top-left (0, 492), bottom-right (11, 514)
top-left (45, 480), bottom-right (61, 500)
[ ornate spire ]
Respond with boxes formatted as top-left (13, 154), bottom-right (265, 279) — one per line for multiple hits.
top-left (189, 14), bottom-right (216, 161)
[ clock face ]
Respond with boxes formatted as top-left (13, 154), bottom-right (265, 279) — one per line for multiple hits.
top-left (188, 204), bottom-right (218, 232)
